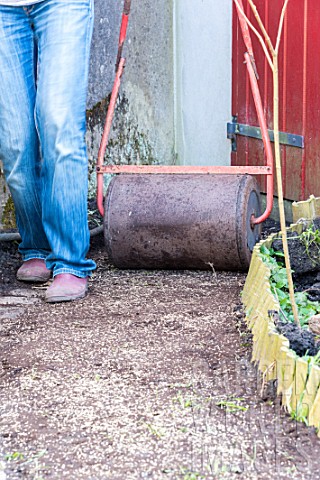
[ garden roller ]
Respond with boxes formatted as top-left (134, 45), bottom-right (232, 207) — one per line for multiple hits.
top-left (96, 0), bottom-right (274, 271)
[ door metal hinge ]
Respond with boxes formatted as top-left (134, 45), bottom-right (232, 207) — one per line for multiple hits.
top-left (227, 117), bottom-right (305, 152)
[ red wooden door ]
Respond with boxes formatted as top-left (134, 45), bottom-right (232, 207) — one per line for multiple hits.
top-left (232, 0), bottom-right (320, 201)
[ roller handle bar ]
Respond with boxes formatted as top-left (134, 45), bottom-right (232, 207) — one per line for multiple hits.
top-left (115, 0), bottom-right (131, 72)
top-left (97, 0), bottom-right (131, 216)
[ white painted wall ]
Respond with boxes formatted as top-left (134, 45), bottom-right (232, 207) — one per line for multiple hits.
top-left (174, 0), bottom-right (233, 166)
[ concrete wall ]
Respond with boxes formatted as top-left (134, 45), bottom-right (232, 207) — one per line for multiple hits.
top-left (87, 0), bottom-right (233, 190)
top-left (86, 0), bottom-right (175, 195)
top-left (88, 0), bottom-right (232, 173)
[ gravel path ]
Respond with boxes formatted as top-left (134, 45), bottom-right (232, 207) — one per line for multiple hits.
top-left (1, 237), bottom-right (320, 479)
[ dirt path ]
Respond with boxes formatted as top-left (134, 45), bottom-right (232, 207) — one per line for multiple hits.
top-left (1, 237), bottom-right (320, 479)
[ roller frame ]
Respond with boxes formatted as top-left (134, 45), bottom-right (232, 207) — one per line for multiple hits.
top-left (95, 0), bottom-right (275, 270)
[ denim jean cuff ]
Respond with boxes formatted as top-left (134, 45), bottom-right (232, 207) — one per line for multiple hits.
top-left (53, 268), bottom-right (91, 279)
top-left (23, 253), bottom-right (48, 262)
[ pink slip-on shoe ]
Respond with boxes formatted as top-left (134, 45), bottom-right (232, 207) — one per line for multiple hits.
top-left (17, 259), bottom-right (51, 283)
top-left (45, 274), bottom-right (88, 303)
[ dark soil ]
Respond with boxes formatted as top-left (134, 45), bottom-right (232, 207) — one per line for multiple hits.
top-left (269, 218), bottom-right (320, 357)
top-left (87, 198), bottom-right (102, 231)
top-left (278, 321), bottom-right (320, 357)
top-left (270, 221), bottom-right (320, 288)
top-left (0, 241), bottom-right (21, 287)
top-left (261, 217), bottom-right (282, 239)
top-left (273, 224), bottom-right (320, 301)
top-left (1, 227), bottom-right (320, 478)
top-left (272, 218), bottom-right (320, 276)
top-left (271, 312), bottom-right (320, 357)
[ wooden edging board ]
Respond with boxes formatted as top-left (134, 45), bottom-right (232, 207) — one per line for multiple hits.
top-left (243, 196), bottom-right (320, 433)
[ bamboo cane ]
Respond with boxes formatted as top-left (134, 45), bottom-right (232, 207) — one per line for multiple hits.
top-left (234, 0), bottom-right (300, 327)
top-left (272, 55), bottom-right (300, 327)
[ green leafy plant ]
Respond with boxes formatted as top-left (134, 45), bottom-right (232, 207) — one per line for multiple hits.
top-left (173, 391), bottom-right (194, 409)
top-left (5, 452), bottom-right (24, 462)
top-left (289, 351), bottom-right (320, 424)
top-left (299, 225), bottom-right (320, 263)
top-left (215, 396), bottom-right (248, 413)
top-left (4, 450), bottom-right (47, 479)
top-left (179, 467), bottom-right (205, 479)
top-left (144, 422), bottom-right (166, 438)
top-left (260, 245), bottom-right (320, 327)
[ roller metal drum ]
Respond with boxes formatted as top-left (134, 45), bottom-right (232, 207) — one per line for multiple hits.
top-left (103, 174), bottom-right (261, 271)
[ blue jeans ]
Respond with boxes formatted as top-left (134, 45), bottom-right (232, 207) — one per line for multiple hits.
top-left (0, 0), bottom-right (96, 278)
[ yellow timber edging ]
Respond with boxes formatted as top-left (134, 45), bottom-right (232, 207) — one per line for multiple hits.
top-left (292, 194), bottom-right (320, 223)
top-left (242, 196), bottom-right (320, 433)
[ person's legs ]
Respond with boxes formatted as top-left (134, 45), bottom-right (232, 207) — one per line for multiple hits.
top-left (0, 6), bottom-right (51, 262)
top-left (30, 0), bottom-right (96, 281)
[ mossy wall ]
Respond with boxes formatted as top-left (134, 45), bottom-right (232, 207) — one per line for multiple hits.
top-left (86, 94), bottom-right (163, 198)
top-left (86, 0), bottom-right (175, 198)
top-left (0, 169), bottom-right (11, 230)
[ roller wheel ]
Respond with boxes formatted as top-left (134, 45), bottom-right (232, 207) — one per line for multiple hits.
top-left (103, 174), bottom-right (261, 271)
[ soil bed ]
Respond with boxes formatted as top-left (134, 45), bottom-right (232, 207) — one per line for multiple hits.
top-left (265, 219), bottom-right (320, 357)
top-left (1, 231), bottom-right (320, 478)
top-left (271, 312), bottom-right (320, 357)
top-left (272, 219), bottom-right (320, 276)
